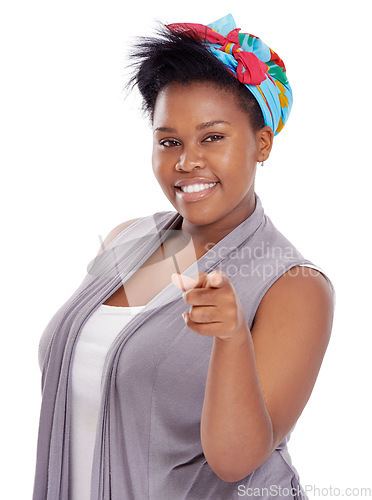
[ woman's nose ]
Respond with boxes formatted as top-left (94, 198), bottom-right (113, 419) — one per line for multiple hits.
top-left (175, 148), bottom-right (206, 172)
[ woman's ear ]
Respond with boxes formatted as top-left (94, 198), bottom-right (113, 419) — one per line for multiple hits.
top-left (257, 126), bottom-right (274, 163)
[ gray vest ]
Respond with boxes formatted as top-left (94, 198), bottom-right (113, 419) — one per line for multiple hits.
top-left (33, 192), bottom-right (335, 499)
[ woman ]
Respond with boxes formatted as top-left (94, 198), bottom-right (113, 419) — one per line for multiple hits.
top-left (33, 13), bottom-right (335, 500)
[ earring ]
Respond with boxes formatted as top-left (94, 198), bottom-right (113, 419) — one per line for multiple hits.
top-left (260, 152), bottom-right (267, 167)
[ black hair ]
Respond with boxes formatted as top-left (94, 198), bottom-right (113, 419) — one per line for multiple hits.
top-left (125, 23), bottom-right (265, 131)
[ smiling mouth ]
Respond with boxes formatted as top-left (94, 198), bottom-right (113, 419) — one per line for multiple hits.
top-left (175, 182), bottom-right (219, 202)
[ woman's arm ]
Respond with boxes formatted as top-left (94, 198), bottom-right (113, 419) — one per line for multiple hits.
top-left (200, 267), bottom-right (334, 482)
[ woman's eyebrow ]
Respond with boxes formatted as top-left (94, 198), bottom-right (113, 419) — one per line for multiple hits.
top-left (196, 120), bottom-right (231, 131)
top-left (153, 126), bottom-right (177, 134)
top-left (153, 120), bottom-right (231, 134)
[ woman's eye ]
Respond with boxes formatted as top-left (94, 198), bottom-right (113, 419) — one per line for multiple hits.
top-left (159, 139), bottom-right (180, 147)
top-left (204, 134), bottom-right (224, 142)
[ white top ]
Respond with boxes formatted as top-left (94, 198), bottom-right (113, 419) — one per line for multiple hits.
top-left (69, 303), bottom-right (146, 500)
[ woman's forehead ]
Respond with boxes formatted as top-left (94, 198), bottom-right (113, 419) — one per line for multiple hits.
top-left (153, 81), bottom-right (248, 126)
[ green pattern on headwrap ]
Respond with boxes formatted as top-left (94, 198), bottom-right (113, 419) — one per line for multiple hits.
top-left (239, 32), bottom-right (254, 47)
top-left (267, 62), bottom-right (289, 85)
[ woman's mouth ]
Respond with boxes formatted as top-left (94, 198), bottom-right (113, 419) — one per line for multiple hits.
top-left (175, 182), bottom-right (219, 203)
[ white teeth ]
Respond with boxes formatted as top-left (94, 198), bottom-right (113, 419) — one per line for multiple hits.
top-left (179, 182), bottom-right (217, 193)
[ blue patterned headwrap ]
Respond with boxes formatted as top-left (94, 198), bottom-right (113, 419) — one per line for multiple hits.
top-left (167, 13), bottom-right (293, 135)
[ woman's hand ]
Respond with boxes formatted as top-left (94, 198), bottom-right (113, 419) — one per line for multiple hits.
top-left (171, 270), bottom-right (249, 341)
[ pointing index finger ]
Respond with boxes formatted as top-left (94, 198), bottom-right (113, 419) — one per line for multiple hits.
top-left (171, 273), bottom-right (200, 291)
top-left (206, 270), bottom-right (225, 288)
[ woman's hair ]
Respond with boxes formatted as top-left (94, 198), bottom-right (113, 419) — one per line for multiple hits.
top-left (126, 24), bottom-right (265, 131)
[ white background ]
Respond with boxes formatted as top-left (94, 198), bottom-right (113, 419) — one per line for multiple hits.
top-left (1, 1), bottom-right (371, 498)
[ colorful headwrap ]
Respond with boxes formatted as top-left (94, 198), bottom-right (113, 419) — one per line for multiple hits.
top-left (166, 13), bottom-right (293, 135)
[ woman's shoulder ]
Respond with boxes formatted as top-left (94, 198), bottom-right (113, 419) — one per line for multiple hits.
top-left (95, 210), bottom-right (179, 258)
top-left (106, 218), bottom-right (142, 243)
top-left (252, 265), bottom-right (334, 344)
top-left (96, 217), bottom-right (141, 257)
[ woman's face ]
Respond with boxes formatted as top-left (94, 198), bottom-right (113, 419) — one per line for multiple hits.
top-left (152, 81), bottom-right (272, 232)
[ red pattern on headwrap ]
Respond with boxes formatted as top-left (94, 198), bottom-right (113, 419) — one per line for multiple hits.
top-left (269, 49), bottom-right (286, 72)
top-left (166, 22), bottom-right (268, 86)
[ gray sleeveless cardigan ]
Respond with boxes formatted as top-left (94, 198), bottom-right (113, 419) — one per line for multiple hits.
top-left (33, 192), bottom-right (335, 500)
